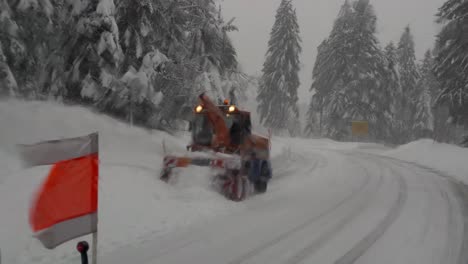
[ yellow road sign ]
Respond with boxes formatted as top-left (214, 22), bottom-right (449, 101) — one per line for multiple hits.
top-left (351, 121), bottom-right (369, 136)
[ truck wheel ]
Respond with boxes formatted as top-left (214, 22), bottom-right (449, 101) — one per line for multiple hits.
top-left (259, 163), bottom-right (269, 193)
top-left (255, 181), bottom-right (267, 193)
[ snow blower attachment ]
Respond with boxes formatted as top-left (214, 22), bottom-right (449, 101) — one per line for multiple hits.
top-left (160, 93), bottom-right (272, 201)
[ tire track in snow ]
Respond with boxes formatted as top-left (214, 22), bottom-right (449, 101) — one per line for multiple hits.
top-left (440, 185), bottom-right (460, 264)
top-left (349, 153), bottom-right (468, 264)
top-left (407, 164), bottom-right (460, 264)
top-left (284, 159), bottom-right (385, 264)
top-left (391, 160), bottom-right (462, 264)
top-left (228, 157), bottom-right (377, 264)
top-left (359, 153), bottom-right (468, 264)
top-left (389, 157), bottom-right (468, 264)
top-left (366, 157), bottom-right (438, 249)
top-left (271, 151), bottom-right (325, 182)
top-left (333, 165), bottom-right (407, 264)
top-left (450, 182), bottom-right (468, 264)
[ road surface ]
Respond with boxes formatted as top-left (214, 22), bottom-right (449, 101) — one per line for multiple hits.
top-left (102, 142), bottom-right (468, 264)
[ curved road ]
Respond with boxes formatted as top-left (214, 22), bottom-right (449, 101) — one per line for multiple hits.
top-left (102, 144), bottom-right (468, 264)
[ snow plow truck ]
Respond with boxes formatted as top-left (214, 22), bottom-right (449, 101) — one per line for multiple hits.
top-left (160, 93), bottom-right (272, 201)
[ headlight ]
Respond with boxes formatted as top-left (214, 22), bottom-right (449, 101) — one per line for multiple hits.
top-left (195, 105), bottom-right (203, 113)
top-left (228, 106), bottom-right (236, 112)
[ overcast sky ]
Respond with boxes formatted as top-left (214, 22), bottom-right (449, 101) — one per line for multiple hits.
top-left (219, 0), bottom-right (445, 103)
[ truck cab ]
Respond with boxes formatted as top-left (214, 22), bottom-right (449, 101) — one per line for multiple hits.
top-left (189, 103), bottom-right (252, 150)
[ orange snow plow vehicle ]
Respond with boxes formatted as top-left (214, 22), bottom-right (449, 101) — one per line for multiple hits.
top-left (160, 93), bottom-right (272, 201)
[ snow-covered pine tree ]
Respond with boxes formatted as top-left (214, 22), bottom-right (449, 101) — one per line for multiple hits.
top-left (383, 42), bottom-right (403, 143)
top-left (29, 1), bottom-right (77, 101)
top-left (186, 0), bottom-right (238, 99)
top-left (138, 0), bottom-right (203, 127)
top-left (344, 0), bottom-right (392, 141)
top-left (427, 46), bottom-right (451, 142)
top-left (0, 41), bottom-right (18, 97)
top-left (413, 50), bottom-right (435, 139)
top-left (306, 0), bottom-right (353, 138)
top-left (217, 11), bottom-right (244, 107)
top-left (116, 0), bottom-right (157, 74)
top-left (434, 0), bottom-right (468, 128)
top-left (0, 0), bottom-right (244, 129)
top-left (306, 39), bottom-right (329, 136)
top-left (307, 0), bottom-right (391, 141)
top-left (384, 42), bottom-right (398, 68)
top-left (116, 0), bottom-right (187, 72)
top-left (0, 0), bottom-right (18, 97)
top-left (397, 26), bottom-right (420, 141)
top-left (62, 0), bottom-right (123, 103)
top-left (257, 0), bottom-right (302, 134)
top-left (4, 0), bottom-right (55, 99)
top-left (98, 0), bottom-right (176, 126)
top-left (154, 0), bottom-right (240, 128)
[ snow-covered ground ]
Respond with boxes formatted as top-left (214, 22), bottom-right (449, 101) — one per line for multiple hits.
top-left (384, 139), bottom-right (468, 184)
top-left (0, 100), bottom-right (247, 264)
top-left (2, 100), bottom-right (468, 264)
top-left (101, 138), bottom-right (468, 264)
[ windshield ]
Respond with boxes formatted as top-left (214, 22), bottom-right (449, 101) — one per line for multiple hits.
top-left (191, 114), bottom-right (213, 146)
top-left (224, 114), bottom-right (237, 130)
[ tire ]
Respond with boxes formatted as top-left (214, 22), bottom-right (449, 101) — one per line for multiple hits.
top-left (254, 181), bottom-right (267, 193)
top-left (257, 163), bottom-right (270, 194)
top-left (260, 162), bottom-right (270, 179)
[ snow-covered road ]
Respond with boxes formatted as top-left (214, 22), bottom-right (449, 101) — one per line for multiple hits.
top-left (102, 143), bottom-right (468, 264)
top-left (2, 101), bottom-right (468, 264)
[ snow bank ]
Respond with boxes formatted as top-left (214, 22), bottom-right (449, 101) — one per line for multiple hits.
top-left (0, 100), bottom-right (238, 264)
top-left (274, 137), bottom-right (388, 154)
top-left (384, 139), bottom-right (468, 183)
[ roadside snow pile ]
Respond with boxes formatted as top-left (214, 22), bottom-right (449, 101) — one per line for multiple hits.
top-left (0, 100), bottom-right (238, 264)
top-left (384, 139), bottom-right (468, 183)
top-left (274, 137), bottom-right (388, 154)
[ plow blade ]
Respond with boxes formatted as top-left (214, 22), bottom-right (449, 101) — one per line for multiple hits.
top-left (160, 156), bottom-right (248, 201)
top-left (160, 156), bottom-right (241, 182)
top-left (161, 156), bottom-right (241, 171)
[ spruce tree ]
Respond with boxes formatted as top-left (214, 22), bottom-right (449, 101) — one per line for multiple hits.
top-left (106, 0), bottom-right (176, 125)
top-left (306, 0), bottom-right (391, 141)
top-left (155, 1), bottom-right (240, 126)
top-left (384, 42), bottom-right (398, 67)
top-left (397, 26), bottom-right (420, 141)
top-left (426, 47), bottom-right (451, 142)
top-left (413, 50), bottom-right (435, 138)
top-left (0, 41), bottom-right (17, 97)
top-left (0, 0), bottom-right (18, 97)
top-left (0, 0), bottom-right (243, 129)
top-left (62, 0), bottom-right (123, 102)
top-left (306, 39), bottom-right (330, 135)
top-left (306, 1), bottom-right (353, 138)
top-left (5, 0), bottom-right (55, 98)
top-left (384, 42), bottom-right (403, 143)
top-left (116, 0), bottom-right (159, 74)
top-left (345, 0), bottom-right (392, 141)
top-left (258, 0), bottom-right (302, 134)
top-left (434, 0), bottom-right (468, 127)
